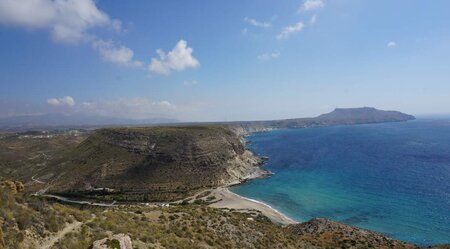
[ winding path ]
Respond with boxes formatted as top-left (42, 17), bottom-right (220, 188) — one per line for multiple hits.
top-left (39, 221), bottom-right (83, 249)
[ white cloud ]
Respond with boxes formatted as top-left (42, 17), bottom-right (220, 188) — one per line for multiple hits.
top-left (244, 17), bottom-right (271, 28)
top-left (277, 22), bottom-right (304, 40)
top-left (310, 15), bottom-right (317, 25)
top-left (149, 40), bottom-right (199, 75)
top-left (80, 98), bottom-right (176, 119)
top-left (92, 39), bottom-right (143, 67)
top-left (47, 96), bottom-right (75, 107)
top-left (183, 80), bottom-right (198, 86)
top-left (387, 41), bottom-right (397, 47)
top-left (301, 0), bottom-right (325, 11)
top-left (0, 0), bottom-right (144, 69)
top-left (257, 52), bottom-right (280, 61)
top-left (0, 0), bottom-right (120, 44)
top-left (0, 0), bottom-right (145, 69)
top-left (241, 28), bottom-right (248, 35)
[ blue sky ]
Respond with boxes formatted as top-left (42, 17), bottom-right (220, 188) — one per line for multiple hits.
top-left (1, 0), bottom-right (450, 122)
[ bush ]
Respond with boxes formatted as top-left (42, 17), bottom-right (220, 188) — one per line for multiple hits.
top-left (16, 207), bottom-right (32, 230)
top-left (45, 213), bottom-right (62, 233)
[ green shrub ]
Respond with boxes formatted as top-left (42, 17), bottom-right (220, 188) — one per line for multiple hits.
top-left (106, 239), bottom-right (121, 249)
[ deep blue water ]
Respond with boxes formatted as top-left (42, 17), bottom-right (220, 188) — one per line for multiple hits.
top-left (231, 119), bottom-right (450, 245)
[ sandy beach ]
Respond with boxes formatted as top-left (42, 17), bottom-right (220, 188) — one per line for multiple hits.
top-left (208, 187), bottom-right (297, 226)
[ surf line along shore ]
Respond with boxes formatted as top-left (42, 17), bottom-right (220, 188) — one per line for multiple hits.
top-left (208, 187), bottom-right (297, 226)
top-left (203, 129), bottom-right (297, 226)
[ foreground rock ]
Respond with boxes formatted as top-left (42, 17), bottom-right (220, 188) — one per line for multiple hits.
top-left (92, 234), bottom-right (132, 249)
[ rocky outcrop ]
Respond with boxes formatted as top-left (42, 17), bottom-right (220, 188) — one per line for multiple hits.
top-left (0, 180), bottom-right (24, 194)
top-left (92, 234), bottom-right (132, 249)
top-left (222, 150), bottom-right (269, 185)
top-left (287, 218), bottom-right (418, 248)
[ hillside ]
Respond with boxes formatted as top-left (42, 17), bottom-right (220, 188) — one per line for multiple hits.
top-left (45, 126), bottom-right (266, 201)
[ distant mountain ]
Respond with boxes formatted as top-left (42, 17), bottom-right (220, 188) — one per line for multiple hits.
top-left (226, 107), bottom-right (415, 134)
top-left (0, 113), bottom-right (179, 131)
top-left (316, 107), bottom-right (415, 123)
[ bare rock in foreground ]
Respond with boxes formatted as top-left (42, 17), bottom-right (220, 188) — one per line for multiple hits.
top-left (92, 234), bottom-right (132, 249)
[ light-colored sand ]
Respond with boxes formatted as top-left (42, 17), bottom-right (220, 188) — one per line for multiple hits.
top-left (209, 187), bottom-right (297, 226)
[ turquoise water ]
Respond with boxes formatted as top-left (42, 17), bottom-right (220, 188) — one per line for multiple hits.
top-left (231, 119), bottom-right (450, 245)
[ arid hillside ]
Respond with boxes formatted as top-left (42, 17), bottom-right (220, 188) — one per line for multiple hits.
top-left (44, 126), bottom-right (265, 201)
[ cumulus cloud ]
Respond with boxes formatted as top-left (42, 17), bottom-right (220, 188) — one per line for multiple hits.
top-left (387, 41), bottom-right (397, 47)
top-left (80, 98), bottom-right (176, 119)
top-left (277, 22), bottom-right (304, 40)
top-left (47, 96), bottom-right (75, 107)
top-left (0, 0), bottom-right (120, 44)
top-left (244, 17), bottom-right (271, 28)
top-left (301, 0), bottom-right (325, 11)
top-left (149, 40), bottom-right (199, 75)
top-left (257, 52), bottom-right (280, 61)
top-left (92, 39), bottom-right (143, 67)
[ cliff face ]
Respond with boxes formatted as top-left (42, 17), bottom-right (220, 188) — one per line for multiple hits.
top-left (47, 126), bottom-right (266, 201)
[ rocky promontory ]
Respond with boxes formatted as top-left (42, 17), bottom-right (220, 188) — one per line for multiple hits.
top-left (287, 218), bottom-right (420, 248)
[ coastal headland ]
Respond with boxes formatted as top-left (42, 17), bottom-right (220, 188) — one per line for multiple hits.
top-left (3, 107), bottom-right (444, 248)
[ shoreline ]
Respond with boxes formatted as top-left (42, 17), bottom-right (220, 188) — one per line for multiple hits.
top-left (205, 131), bottom-right (298, 226)
top-left (208, 187), bottom-right (297, 226)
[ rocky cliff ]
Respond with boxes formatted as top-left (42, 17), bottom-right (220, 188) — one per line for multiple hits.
top-left (47, 126), bottom-right (267, 201)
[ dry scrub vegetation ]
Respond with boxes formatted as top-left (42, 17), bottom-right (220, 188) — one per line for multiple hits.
top-left (2, 182), bottom-right (448, 249)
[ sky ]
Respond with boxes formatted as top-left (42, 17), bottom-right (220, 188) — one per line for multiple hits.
top-left (1, 0), bottom-right (450, 122)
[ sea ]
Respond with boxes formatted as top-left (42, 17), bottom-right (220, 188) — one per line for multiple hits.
top-left (231, 119), bottom-right (450, 246)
